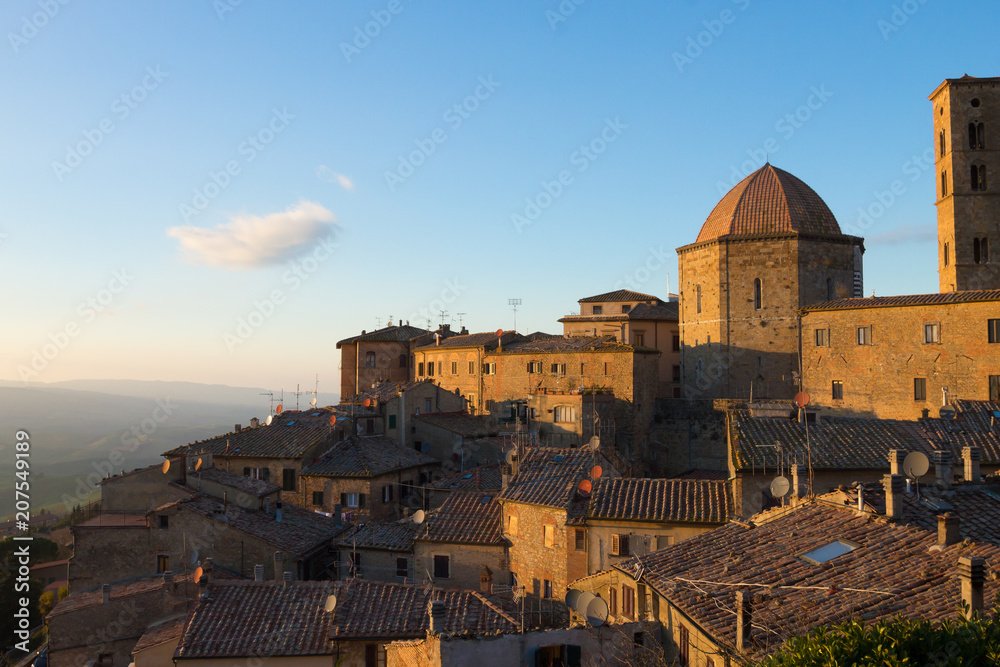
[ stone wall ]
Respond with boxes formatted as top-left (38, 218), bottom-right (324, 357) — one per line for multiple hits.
top-left (502, 502), bottom-right (585, 600)
top-left (300, 464), bottom-right (440, 522)
top-left (340, 340), bottom-right (413, 399)
top-left (647, 398), bottom-right (734, 478)
top-left (100, 464), bottom-right (188, 511)
top-left (413, 541), bottom-right (508, 590)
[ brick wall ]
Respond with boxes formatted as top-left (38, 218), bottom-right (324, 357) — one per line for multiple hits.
top-left (413, 541), bottom-right (507, 590)
top-left (340, 340), bottom-right (413, 399)
top-left (502, 502), bottom-right (583, 600)
top-left (301, 464), bottom-right (440, 522)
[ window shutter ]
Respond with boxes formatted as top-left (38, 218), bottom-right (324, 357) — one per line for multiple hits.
top-left (612, 533), bottom-right (621, 555)
top-left (358, 493), bottom-right (367, 508)
top-left (527, 362), bottom-right (532, 373)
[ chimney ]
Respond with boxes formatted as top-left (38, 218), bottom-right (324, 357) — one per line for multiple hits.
top-left (735, 590), bottom-right (752, 654)
top-left (282, 571), bottom-right (294, 587)
top-left (276, 502), bottom-right (283, 523)
top-left (428, 599), bottom-right (446, 635)
top-left (790, 464), bottom-right (806, 500)
top-left (235, 424), bottom-right (242, 433)
top-left (274, 552), bottom-right (284, 581)
top-left (501, 464), bottom-right (511, 490)
top-left (480, 566), bottom-right (493, 595)
top-left (963, 446), bottom-right (982, 483)
top-left (102, 584), bottom-right (111, 604)
top-left (933, 450), bottom-right (953, 488)
top-left (334, 503), bottom-right (343, 527)
top-left (251, 417), bottom-right (260, 428)
top-left (254, 564), bottom-right (264, 582)
top-left (882, 474), bottom-right (904, 520)
top-left (959, 556), bottom-right (986, 618)
top-left (888, 449), bottom-right (905, 476)
top-left (921, 408), bottom-right (930, 419)
top-left (856, 485), bottom-right (865, 511)
top-left (938, 512), bottom-right (961, 547)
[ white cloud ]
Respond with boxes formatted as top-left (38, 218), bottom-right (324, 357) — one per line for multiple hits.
top-left (317, 164), bottom-right (355, 191)
top-left (867, 223), bottom-right (936, 245)
top-left (167, 200), bottom-right (336, 269)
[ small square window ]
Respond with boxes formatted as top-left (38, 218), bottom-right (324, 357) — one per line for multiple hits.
top-left (312, 491), bottom-right (323, 506)
top-left (396, 557), bottom-right (408, 578)
top-left (592, 306), bottom-right (603, 315)
top-left (433, 554), bottom-right (450, 579)
top-left (857, 326), bottom-right (872, 345)
top-left (158, 515), bottom-right (169, 529)
top-left (672, 334), bottom-right (681, 352)
top-left (622, 305), bottom-right (631, 313)
top-left (924, 322), bottom-right (941, 344)
top-left (914, 378), bottom-right (927, 401)
top-left (990, 319), bottom-right (1000, 344)
top-left (815, 328), bottom-right (830, 346)
top-left (157, 554), bottom-right (169, 573)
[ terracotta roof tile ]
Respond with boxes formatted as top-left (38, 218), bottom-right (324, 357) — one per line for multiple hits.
top-left (802, 289), bottom-right (1000, 312)
top-left (414, 331), bottom-right (523, 351)
top-left (418, 491), bottom-right (502, 545)
top-left (499, 447), bottom-right (600, 510)
top-left (192, 467), bottom-right (281, 497)
top-left (343, 380), bottom-right (436, 404)
top-left (336, 324), bottom-right (436, 347)
top-left (499, 336), bottom-right (641, 355)
top-left (413, 413), bottom-right (499, 438)
top-left (588, 478), bottom-right (734, 524)
top-left (301, 435), bottom-right (438, 478)
top-left (133, 616), bottom-right (186, 654)
top-left (336, 520), bottom-right (419, 551)
top-left (578, 290), bottom-right (663, 303)
top-left (430, 464), bottom-right (504, 491)
top-left (165, 409), bottom-right (339, 460)
top-left (50, 572), bottom-right (193, 617)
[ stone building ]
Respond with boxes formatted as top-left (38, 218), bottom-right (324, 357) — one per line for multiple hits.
top-left (677, 163), bottom-right (864, 401)
top-left (560, 289), bottom-right (682, 397)
top-left (931, 75), bottom-right (1000, 293)
top-left (299, 435), bottom-right (440, 521)
top-left (800, 290), bottom-right (1000, 418)
top-left (334, 520), bottom-right (420, 583)
top-left (427, 463), bottom-right (503, 509)
top-left (411, 412), bottom-right (501, 471)
top-left (343, 379), bottom-right (467, 449)
top-left (337, 323), bottom-right (455, 399)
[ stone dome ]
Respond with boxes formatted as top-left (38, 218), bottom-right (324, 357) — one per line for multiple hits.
top-left (695, 164), bottom-right (842, 243)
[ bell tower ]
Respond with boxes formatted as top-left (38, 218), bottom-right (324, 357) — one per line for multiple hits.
top-left (931, 75), bottom-right (1000, 292)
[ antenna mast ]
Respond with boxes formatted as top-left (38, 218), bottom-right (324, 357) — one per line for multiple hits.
top-left (260, 391), bottom-right (275, 415)
top-left (508, 298), bottom-right (522, 333)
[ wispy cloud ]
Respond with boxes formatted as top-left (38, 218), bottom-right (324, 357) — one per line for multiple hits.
top-left (167, 200), bottom-right (336, 269)
top-left (317, 165), bottom-right (355, 191)
top-left (867, 223), bottom-right (936, 245)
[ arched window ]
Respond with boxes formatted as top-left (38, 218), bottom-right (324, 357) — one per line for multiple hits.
top-left (365, 351), bottom-right (376, 368)
top-left (975, 238), bottom-right (982, 264)
top-left (695, 285), bottom-right (702, 314)
top-left (969, 122), bottom-right (985, 149)
top-left (939, 129), bottom-right (946, 157)
top-left (753, 278), bottom-right (762, 310)
top-left (972, 164), bottom-right (987, 191)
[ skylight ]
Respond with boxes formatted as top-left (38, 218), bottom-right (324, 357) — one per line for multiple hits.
top-left (800, 539), bottom-right (858, 565)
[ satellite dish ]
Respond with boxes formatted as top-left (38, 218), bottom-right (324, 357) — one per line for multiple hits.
top-left (794, 392), bottom-right (811, 408)
top-left (363, 398), bottom-right (372, 408)
top-left (329, 415), bottom-right (337, 427)
top-left (265, 415), bottom-right (273, 426)
top-left (588, 436), bottom-right (600, 451)
top-left (311, 397), bottom-right (317, 406)
top-left (195, 458), bottom-right (203, 471)
top-left (324, 594), bottom-right (337, 613)
top-left (193, 566), bottom-right (204, 582)
top-left (575, 592), bottom-right (596, 616)
top-left (412, 509), bottom-right (425, 525)
top-left (577, 479), bottom-right (592, 497)
top-left (496, 329), bottom-right (503, 337)
top-left (939, 406), bottom-right (957, 420)
top-left (590, 465), bottom-right (603, 480)
top-left (356, 423), bottom-right (364, 435)
top-left (161, 460), bottom-right (170, 474)
top-left (903, 451), bottom-right (930, 478)
top-left (586, 596), bottom-right (609, 627)
top-left (565, 589), bottom-right (581, 610)
top-left (505, 449), bottom-right (516, 465)
top-left (190, 550), bottom-right (199, 565)
top-left (276, 404), bottom-right (283, 414)
top-left (770, 475), bottom-right (791, 498)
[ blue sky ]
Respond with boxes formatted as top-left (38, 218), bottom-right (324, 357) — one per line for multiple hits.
top-left (1, 1), bottom-right (996, 392)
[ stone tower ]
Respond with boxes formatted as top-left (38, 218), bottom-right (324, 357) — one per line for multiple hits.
top-left (930, 75), bottom-right (1000, 292)
top-left (677, 164), bottom-right (864, 400)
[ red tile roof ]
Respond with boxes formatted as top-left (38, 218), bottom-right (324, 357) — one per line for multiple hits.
top-left (343, 379), bottom-right (436, 404)
top-left (430, 464), bottom-right (504, 492)
top-left (192, 467), bottom-right (281, 497)
top-left (499, 447), bottom-right (602, 510)
top-left (50, 572), bottom-right (193, 617)
top-left (693, 164), bottom-right (843, 244)
top-left (337, 324), bottom-right (436, 347)
top-left (418, 491), bottom-right (502, 545)
top-left (132, 615), bottom-right (186, 654)
top-left (166, 409), bottom-right (338, 460)
top-left (336, 520), bottom-right (419, 552)
top-left (578, 290), bottom-right (662, 303)
top-left (588, 478), bottom-right (734, 524)
top-left (801, 289), bottom-right (1000, 312)
top-left (498, 336), bottom-right (641, 355)
top-left (301, 435), bottom-right (438, 478)
top-left (414, 331), bottom-right (523, 351)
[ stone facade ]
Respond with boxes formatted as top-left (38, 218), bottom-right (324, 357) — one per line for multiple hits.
top-left (501, 502), bottom-right (586, 601)
top-left (300, 464), bottom-right (441, 521)
top-left (212, 453), bottom-right (318, 508)
top-left (412, 541), bottom-right (507, 590)
top-left (99, 463), bottom-right (189, 511)
top-left (931, 76), bottom-right (1000, 293)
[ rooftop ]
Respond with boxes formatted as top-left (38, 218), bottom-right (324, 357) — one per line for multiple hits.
top-left (578, 289), bottom-right (663, 303)
top-left (336, 520), bottom-right (419, 552)
top-left (418, 491), bottom-right (503, 545)
top-left (588, 478), bottom-right (734, 524)
top-left (430, 464), bottom-right (504, 492)
top-left (499, 447), bottom-right (603, 511)
top-left (301, 435), bottom-right (438, 478)
top-left (413, 331), bottom-right (523, 352)
top-left (132, 615), bottom-right (187, 654)
top-left (191, 466), bottom-right (282, 497)
top-left (801, 289), bottom-right (1000, 312)
top-left (336, 324), bottom-right (438, 348)
top-left (413, 412), bottom-right (499, 438)
top-left (498, 336), bottom-right (644, 355)
top-left (165, 409), bottom-right (338, 460)
top-left (50, 572), bottom-right (192, 617)
top-left (342, 379), bottom-right (437, 405)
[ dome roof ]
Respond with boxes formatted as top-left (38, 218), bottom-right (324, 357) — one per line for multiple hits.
top-left (695, 164), bottom-right (841, 243)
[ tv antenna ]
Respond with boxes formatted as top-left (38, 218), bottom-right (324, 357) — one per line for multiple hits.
top-left (260, 391), bottom-right (275, 415)
top-left (438, 310), bottom-right (449, 326)
top-left (293, 384), bottom-right (306, 411)
top-left (508, 298), bottom-right (522, 333)
top-left (306, 374), bottom-right (319, 407)
top-left (456, 313), bottom-right (466, 329)
top-left (376, 317), bottom-right (382, 328)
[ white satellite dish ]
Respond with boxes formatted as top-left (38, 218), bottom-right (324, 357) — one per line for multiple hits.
top-left (190, 550), bottom-right (199, 565)
top-left (770, 475), bottom-right (791, 498)
top-left (575, 592), bottom-right (596, 617)
top-left (564, 589), bottom-right (581, 610)
top-left (903, 451), bottom-right (930, 478)
top-left (505, 449), bottom-right (516, 465)
top-left (265, 415), bottom-right (273, 426)
top-left (311, 397), bottom-right (318, 406)
top-left (324, 594), bottom-right (337, 613)
top-left (588, 436), bottom-right (600, 451)
top-left (412, 509), bottom-right (425, 525)
top-left (586, 596), bottom-right (609, 627)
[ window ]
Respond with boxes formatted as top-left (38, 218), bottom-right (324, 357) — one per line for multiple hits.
top-left (924, 322), bottom-right (941, 344)
top-left (609, 586), bottom-right (618, 616)
top-left (991, 375), bottom-right (1000, 402)
top-left (365, 351), bottom-right (376, 368)
top-left (396, 558), bottom-right (408, 578)
top-left (672, 365), bottom-right (681, 382)
top-left (969, 121), bottom-right (985, 149)
top-left (427, 361), bottom-right (434, 376)
top-left (603, 362), bottom-right (609, 376)
top-left (972, 164), bottom-right (988, 191)
top-left (312, 491), bottom-right (323, 506)
top-left (482, 363), bottom-right (495, 375)
top-left (989, 319), bottom-right (1000, 343)
top-left (366, 418), bottom-right (375, 434)
top-left (914, 377), bottom-right (927, 401)
top-left (575, 528), bottom-right (586, 551)
top-left (826, 277), bottom-right (834, 301)
top-left (635, 332), bottom-right (645, 346)
top-left (451, 361), bottom-right (457, 374)
top-left (984, 238), bottom-right (991, 263)
top-left (592, 305), bottom-right (603, 315)
top-left (350, 552), bottom-right (362, 576)
top-left (622, 304), bottom-right (631, 313)
top-left (507, 514), bottom-right (518, 536)
top-left (942, 169), bottom-right (949, 197)
top-left (543, 524), bottom-right (555, 548)
top-left (611, 533), bottom-right (629, 556)
top-left (97, 654), bottom-right (113, 667)
top-left (753, 278), bottom-right (762, 310)
top-left (157, 554), bottom-right (169, 573)
top-left (550, 363), bottom-right (566, 375)
top-left (695, 285), bottom-right (702, 314)
top-left (342, 492), bottom-right (363, 508)
top-left (622, 584), bottom-right (635, 619)
top-left (158, 515), bottom-right (169, 529)
top-left (388, 414), bottom-right (397, 429)
top-left (399, 354), bottom-right (407, 368)
top-left (382, 484), bottom-right (393, 503)
top-left (940, 129), bottom-right (946, 157)
top-left (468, 360), bottom-right (475, 374)
top-left (800, 539), bottom-right (858, 565)
top-left (554, 406), bottom-right (576, 423)
top-left (418, 362), bottom-right (425, 376)
top-left (832, 380), bottom-right (844, 400)
top-left (433, 554), bottom-right (450, 579)
top-left (672, 334), bottom-right (681, 352)
top-left (945, 242), bottom-right (950, 266)
top-left (365, 644), bottom-right (377, 667)
top-left (543, 579), bottom-right (553, 598)
top-left (425, 398), bottom-right (433, 413)
top-left (815, 328), bottom-right (830, 346)
top-left (282, 468), bottom-right (296, 492)
top-left (678, 625), bottom-right (690, 666)
top-left (857, 326), bottom-right (872, 345)
top-left (247, 467), bottom-right (270, 482)
top-left (527, 361), bottom-right (542, 373)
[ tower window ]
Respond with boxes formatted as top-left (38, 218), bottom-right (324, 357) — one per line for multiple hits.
top-left (972, 98), bottom-right (982, 108)
top-left (826, 278), bottom-right (834, 301)
top-left (941, 170), bottom-right (949, 197)
top-left (969, 122), bottom-right (985, 149)
top-left (983, 238), bottom-right (991, 263)
top-left (975, 238), bottom-right (982, 264)
top-left (944, 242), bottom-right (950, 266)
top-left (914, 378), bottom-right (927, 401)
top-left (972, 164), bottom-right (987, 191)
top-left (939, 129), bottom-right (946, 157)
top-left (696, 285), bottom-right (702, 314)
top-left (753, 278), bottom-right (762, 310)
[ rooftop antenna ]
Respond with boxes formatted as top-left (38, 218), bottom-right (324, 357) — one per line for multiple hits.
top-left (376, 317), bottom-right (382, 328)
top-left (293, 384), bottom-right (305, 411)
top-left (794, 391), bottom-right (813, 496)
top-left (438, 310), bottom-right (449, 326)
top-left (387, 314), bottom-right (394, 327)
top-left (456, 313), bottom-right (466, 329)
top-left (425, 317), bottom-right (432, 331)
top-left (260, 391), bottom-right (275, 415)
top-left (307, 374), bottom-right (319, 407)
top-left (508, 298), bottom-right (522, 333)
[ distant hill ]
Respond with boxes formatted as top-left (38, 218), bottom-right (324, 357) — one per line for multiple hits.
top-left (0, 380), bottom-right (337, 519)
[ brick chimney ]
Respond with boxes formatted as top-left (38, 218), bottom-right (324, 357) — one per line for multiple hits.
top-left (938, 512), bottom-right (961, 546)
top-left (790, 464), bottom-right (806, 501)
top-left (735, 590), bottom-right (752, 654)
top-left (254, 564), bottom-right (264, 582)
top-left (933, 450), bottom-right (953, 488)
top-left (963, 446), bottom-right (982, 483)
top-left (428, 599), bottom-right (446, 635)
top-left (882, 474), bottom-right (904, 520)
top-left (959, 556), bottom-right (986, 618)
top-left (274, 552), bottom-right (284, 581)
top-left (282, 571), bottom-right (294, 587)
top-left (888, 450), bottom-right (905, 476)
top-left (102, 584), bottom-right (111, 604)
